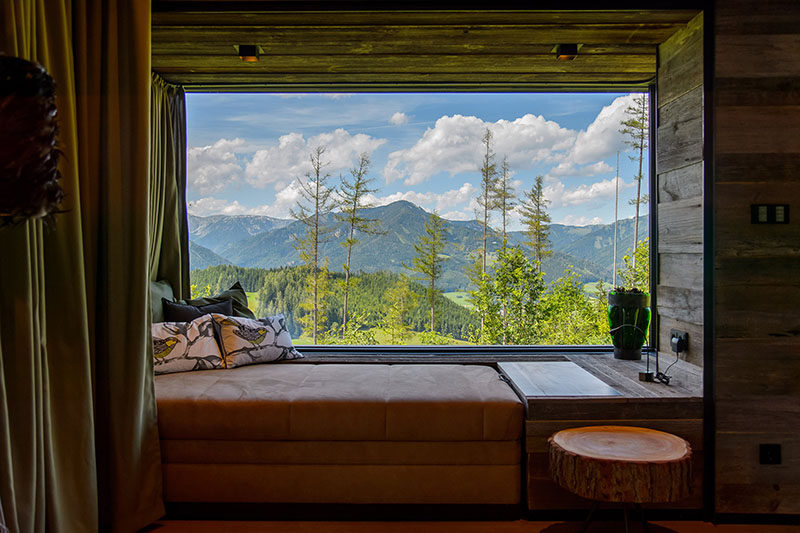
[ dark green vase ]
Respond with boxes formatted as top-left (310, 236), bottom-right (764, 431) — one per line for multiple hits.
top-left (608, 291), bottom-right (651, 360)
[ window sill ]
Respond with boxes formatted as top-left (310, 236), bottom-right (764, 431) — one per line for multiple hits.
top-left (292, 344), bottom-right (621, 364)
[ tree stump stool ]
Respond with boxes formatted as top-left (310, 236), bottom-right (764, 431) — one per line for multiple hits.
top-left (548, 425), bottom-right (692, 532)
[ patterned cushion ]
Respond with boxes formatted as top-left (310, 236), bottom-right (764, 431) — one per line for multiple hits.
top-left (152, 315), bottom-right (225, 375)
top-left (210, 313), bottom-right (303, 368)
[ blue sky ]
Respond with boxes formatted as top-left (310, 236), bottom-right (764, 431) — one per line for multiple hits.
top-left (186, 92), bottom-right (648, 229)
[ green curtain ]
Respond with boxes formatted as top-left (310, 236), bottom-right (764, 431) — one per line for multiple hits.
top-left (150, 74), bottom-right (190, 298)
top-left (0, 1), bottom-right (164, 531)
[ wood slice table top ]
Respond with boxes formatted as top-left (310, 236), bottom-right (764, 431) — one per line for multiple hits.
top-left (549, 425), bottom-right (693, 503)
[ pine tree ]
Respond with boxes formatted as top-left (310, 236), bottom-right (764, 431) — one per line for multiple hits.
top-left (335, 152), bottom-right (382, 337)
top-left (619, 94), bottom-right (650, 272)
top-left (469, 245), bottom-right (544, 345)
top-left (496, 156), bottom-right (516, 248)
top-left (381, 275), bottom-right (419, 344)
top-left (408, 212), bottom-right (448, 333)
top-left (476, 128), bottom-right (499, 276)
top-left (298, 258), bottom-right (330, 343)
top-left (290, 145), bottom-right (336, 344)
top-left (518, 175), bottom-right (552, 272)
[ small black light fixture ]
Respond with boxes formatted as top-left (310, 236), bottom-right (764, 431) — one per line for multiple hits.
top-left (236, 44), bottom-right (260, 63)
top-left (554, 43), bottom-right (579, 61)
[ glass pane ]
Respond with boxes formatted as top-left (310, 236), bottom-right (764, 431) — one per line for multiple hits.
top-left (186, 93), bottom-right (650, 346)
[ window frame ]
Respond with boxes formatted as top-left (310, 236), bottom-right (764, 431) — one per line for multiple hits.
top-left (185, 86), bottom-right (658, 356)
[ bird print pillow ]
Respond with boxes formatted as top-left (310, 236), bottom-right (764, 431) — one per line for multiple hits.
top-left (210, 313), bottom-right (303, 368)
top-left (152, 315), bottom-right (225, 375)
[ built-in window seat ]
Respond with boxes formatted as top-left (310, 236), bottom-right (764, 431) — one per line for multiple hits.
top-left (155, 363), bottom-right (524, 505)
top-left (154, 353), bottom-right (702, 513)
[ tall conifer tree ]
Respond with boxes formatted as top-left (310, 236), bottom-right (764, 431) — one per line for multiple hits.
top-left (291, 146), bottom-right (335, 344)
top-left (408, 212), bottom-right (448, 333)
top-left (518, 175), bottom-right (552, 272)
top-left (619, 94), bottom-right (649, 272)
top-left (335, 152), bottom-right (382, 336)
top-left (476, 128), bottom-right (499, 275)
top-left (496, 156), bottom-right (516, 248)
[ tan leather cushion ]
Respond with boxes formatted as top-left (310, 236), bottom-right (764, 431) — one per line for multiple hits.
top-left (162, 439), bottom-right (520, 465)
top-left (163, 463), bottom-right (520, 504)
top-left (155, 364), bottom-right (523, 441)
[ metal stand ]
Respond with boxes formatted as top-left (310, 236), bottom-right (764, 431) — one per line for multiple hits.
top-left (577, 502), bottom-right (650, 533)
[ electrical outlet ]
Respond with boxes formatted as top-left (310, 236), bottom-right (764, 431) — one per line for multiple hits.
top-left (759, 443), bottom-right (782, 465)
top-left (670, 329), bottom-right (688, 353)
top-left (751, 204), bottom-right (790, 224)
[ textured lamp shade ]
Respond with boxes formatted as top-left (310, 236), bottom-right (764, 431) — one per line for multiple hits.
top-left (555, 43), bottom-right (579, 61)
top-left (0, 55), bottom-right (64, 226)
top-left (238, 44), bottom-right (259, 62)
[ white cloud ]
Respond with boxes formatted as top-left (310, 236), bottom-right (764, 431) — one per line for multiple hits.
top-left (324, 93), bottom-right (354, 100)
top-left (548, 93), bottom-right (643, 179)
top-left (571, 94), bottom-right (639, 165)
top-left (244, 129), bottom-right (386, 189)
top-left (384, 114), bottom-right (575, 186)
top-left (389, 112), bottom-right (410, 126)
top-left (187, 138), bottom-right (246, 194)
top-left (544, 177), bottom-right (631, 208)
top-left (550, 160), bottom-right (614, 178)
top-left (188, 184), bottom-right (306, 219)
top-left (559, 214), bottom-right (604, 226)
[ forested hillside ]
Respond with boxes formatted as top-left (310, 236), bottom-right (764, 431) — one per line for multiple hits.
top-left (190, 264), bottom-right (477, 340)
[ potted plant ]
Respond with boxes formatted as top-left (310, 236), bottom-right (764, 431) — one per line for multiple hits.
top-left (608, 287), bottom-right (650, 360)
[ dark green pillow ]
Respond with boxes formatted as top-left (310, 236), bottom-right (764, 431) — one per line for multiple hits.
top-left (162, 298), bottom-right (233, 322)
top-left (181, 281), bottom-right (255, 319)
top-left (150, 279), bottom-right (175, 323)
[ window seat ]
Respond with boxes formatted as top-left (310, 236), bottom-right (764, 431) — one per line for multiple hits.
top-left (154, 363), bottom-right (525, 505)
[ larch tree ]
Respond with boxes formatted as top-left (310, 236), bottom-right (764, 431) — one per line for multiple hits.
top-left (476, 128), bottom-right (499, 275)
top-left (335, 152), bottom-right (382, 336)
top-left (408, 212), bottom-right (448, 333)
top-left (291, 145), bottom-right (336, 344)
top-left (619, 94), bottom-right (650, 272)
top-left (518, 175), bottom-right (552, 272)
top-left (381, 275), bottom-right (419, 344)
top-left (496, 156), bottom-right (516, 248)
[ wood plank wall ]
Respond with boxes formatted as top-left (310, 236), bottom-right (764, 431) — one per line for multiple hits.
top-left (656, 13), bottom-right (705, 367)
top-left (713, 0), bottom-right (800, 515)
top-left (526, 398), bottom-right (704, 511)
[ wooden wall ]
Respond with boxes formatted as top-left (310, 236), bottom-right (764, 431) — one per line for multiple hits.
top-left (656, 13), bottom-right (705, 367)
top-left (713, 0), bottom-right (800, 515)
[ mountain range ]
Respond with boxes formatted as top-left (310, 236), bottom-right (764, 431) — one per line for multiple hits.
top-left (188, 200), bottom-right (648, 291)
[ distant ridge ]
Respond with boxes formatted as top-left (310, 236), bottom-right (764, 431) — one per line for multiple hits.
top-left (189, 200), bottom-right (648, 291)
top-left (188, 241), bottom-right (231, 270)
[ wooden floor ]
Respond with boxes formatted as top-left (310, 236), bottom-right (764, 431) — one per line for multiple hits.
top-left (150, 520), bottom-right (799, 532)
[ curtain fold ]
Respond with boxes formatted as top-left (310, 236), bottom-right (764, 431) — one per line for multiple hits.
top-left (0, 1), bottom-right (164, 531)
top-left (150, 75), bottom-right (190, 298)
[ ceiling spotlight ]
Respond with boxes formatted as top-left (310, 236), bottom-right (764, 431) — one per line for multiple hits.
top-left (555, 44), bottom-right (579, 61)
top-left (236, 44), bottom-right (260, 62)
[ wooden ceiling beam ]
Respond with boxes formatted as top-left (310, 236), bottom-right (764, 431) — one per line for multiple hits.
top-left (150, 8), bottom-right (698, 88)
top-left (153, 25), bottom-right (684, 46)
top-left (152, 10), bottom-right (701, 26)
top-left (152, 54), bottom-right (656, 74)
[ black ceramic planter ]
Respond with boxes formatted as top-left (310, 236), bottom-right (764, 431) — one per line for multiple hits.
top-left (608, 291), bottom-right (651, 360)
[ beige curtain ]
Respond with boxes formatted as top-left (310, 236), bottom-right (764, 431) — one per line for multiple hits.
top-left (0, 1), bottom-right (163, 531)
top-left (150, 75), bottom-right (190, 298)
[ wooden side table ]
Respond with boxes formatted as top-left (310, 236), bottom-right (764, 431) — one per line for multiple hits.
top-left (549, 425), bottom-right (692, 532)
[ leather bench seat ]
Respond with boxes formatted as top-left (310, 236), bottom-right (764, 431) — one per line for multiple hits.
top-left (155, 363), bottom-right (524, 504)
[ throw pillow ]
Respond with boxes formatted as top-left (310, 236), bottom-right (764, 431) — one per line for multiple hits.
top-left (210, 313), bottom-right (303, 368)
top-left (162, 297), bottom-right (233, 322)
top-left (182, 281), bottom-right (255, 319)
top-left (152, 315), bottom-right (225, 375)
top-left (150, 279), bottom-right (175, 323)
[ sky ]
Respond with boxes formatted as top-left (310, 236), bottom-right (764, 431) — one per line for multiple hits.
top-left (186, 92), bottom-right (649, 230)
